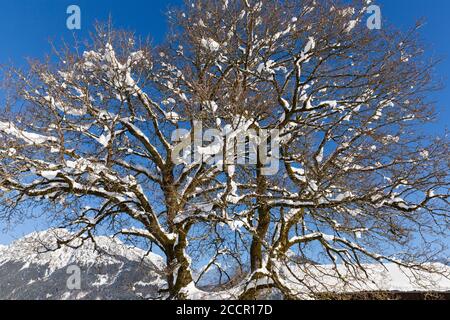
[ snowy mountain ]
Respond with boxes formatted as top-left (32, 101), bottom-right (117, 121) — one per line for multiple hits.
top-left (0, 229), bottom-right (166, 300)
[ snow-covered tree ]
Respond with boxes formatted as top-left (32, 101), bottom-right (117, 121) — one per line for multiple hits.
top-left (1, 0), bottom-right (449, 299)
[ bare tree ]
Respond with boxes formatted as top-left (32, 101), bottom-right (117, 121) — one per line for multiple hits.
top-left (0, 24), bottom-right (215, 298)
top-left (1, 0), bottom-right (449, 299)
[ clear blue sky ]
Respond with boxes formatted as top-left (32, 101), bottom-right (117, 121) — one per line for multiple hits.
top-left (0, 0), bottom-right (449, 244)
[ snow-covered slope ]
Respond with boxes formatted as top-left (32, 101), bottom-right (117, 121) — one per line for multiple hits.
top-left (0, 229), bottom-right (166, 300)
top-left (274, 262), bottom-right (450, 297)
top-left (184, 262), bottom-right (450, 300)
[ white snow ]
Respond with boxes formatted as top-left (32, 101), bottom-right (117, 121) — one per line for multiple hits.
top-left (201, 38), bottom-right (220, 52)
top-left (316, 146), bottom-right (324, 163)
top-left (277, 263), bottom-right (450, 295)
top-left (165, 111), bottom-right (180, 123)
top-left (227, 220), bottom-right (244, 231)
top-left (0, 121), bottom-right (57, 145)
top-left (345, 20), bottom-right (358, 32)
top-left (92, 274), bottom-right (110, 287)
top-left (420, 150), bottom-right (430, 159)
top-left (334, 191), bottom-right (353, 202)
top-left (291, 166), bottom-right (305, 176)
top-left (303, 37), bottom-right (316, 54)
top-left (40, 170), bottom-right (60, 180)
top-left (207, 101), bottom-right (218, 113)
top-left (257, 60), bottom-right (276, 75)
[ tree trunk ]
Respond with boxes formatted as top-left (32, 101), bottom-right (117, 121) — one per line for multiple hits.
top-left (165, 228), bottom-right (193, 299)
top-left (250, 153), bottom-right (270, 272)
top-left (250, 205), bottom-right (270, 271)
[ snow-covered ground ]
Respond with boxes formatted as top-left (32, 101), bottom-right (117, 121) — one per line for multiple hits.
top-left (182, 262), bottom-right (450, 300)
top-left (274, 262), bottom-right (450, 296)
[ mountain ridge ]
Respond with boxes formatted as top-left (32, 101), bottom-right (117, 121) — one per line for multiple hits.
top-left (0, 229), bottom-right (167, 300)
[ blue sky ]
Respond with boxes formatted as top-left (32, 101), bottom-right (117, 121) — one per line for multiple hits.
top-left (0, 0), bottom-right (449, 244)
